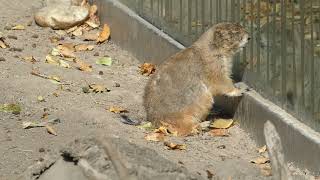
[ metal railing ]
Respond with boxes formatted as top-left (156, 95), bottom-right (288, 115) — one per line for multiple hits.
top-left (119, 0), bottom-right (320, 132)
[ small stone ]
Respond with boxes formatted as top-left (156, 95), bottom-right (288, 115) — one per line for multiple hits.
top-left (27, 20), bottom-right (33, 26)
top-left (82, 86), bottom-right (90, 93)
top-left (32, 44), bottom-right (36, 48)
top-left (0, 57), bottom-right (5, 61)
top-left (31, 34), bottom-right (39, 38)
top-left (217, 145), bottom-right (226, 149)
top-left (9, 47), bottom-right (23, 52)
top-left (4, 25), bottom-right (12, 30)
top-left (93, 52), bottom-right (99, 56)
top-left (7, 35), bottom-right (17, 40)
top-left (39, 148), bottom-right (45, 153)
top-left (114, 82), bottom-right (120, 87)
top-left (98, 71), bottom-right (103, 75)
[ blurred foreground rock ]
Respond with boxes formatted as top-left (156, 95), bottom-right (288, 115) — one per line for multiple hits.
top-left (17, 136), bottom-right (202, 180)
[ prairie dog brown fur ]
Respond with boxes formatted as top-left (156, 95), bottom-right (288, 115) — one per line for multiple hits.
top-left (143, 23), bottom-right (250, 136)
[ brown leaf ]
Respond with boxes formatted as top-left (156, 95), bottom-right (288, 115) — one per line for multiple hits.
top-left (66, 26), bottom-right (78, 34)
top-left (250, 157), bottom-right (270, 164)
top-left (57, 43), bottom-right (75, 52)
top-left (164, 141), bottom-right (186, 150)
top-left (45, 125), bottom-right (57, 136)
top-left (89, 84), bottom-right (107, 93)
top-left (206, 170), bottom-right (214, 179)
top-left (97, 24), bottom-right (110, 43)
top-left (75, 44), bottom-right (94, 51)
top-left (210, 129), bottom-right (229, 137)
top-left (109, 106), bottom-right (128, 113)
top-left (139, 63), bottom-right (156, 76)
top-left (144, 132), bottom-right (165, 142)
top-left (58, 47), bottom-right (76, 58)
top-left (85, 20), bottom-right (100, 29)
top-left (76, 59), bottom-right (92, 72)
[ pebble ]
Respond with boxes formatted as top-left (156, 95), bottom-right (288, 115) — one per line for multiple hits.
top-left (98, 71), bottom-right (103, 75)
top-left (7, 35), bottom-right (17, 40)
top-left (39, 148), bottom-right (45, 153)
top-left (93, 52), bottom-right (99, 56)
top-left (32, 44), bottom-right (36, 48)
top-left (31, 34), bottom-right (39, 38)
top-left (9, 47), bottom-right (23, 52)
top-left (0, 57), bottom-right (5, 61)
top-left (114, 82), bottom-right (120, 87)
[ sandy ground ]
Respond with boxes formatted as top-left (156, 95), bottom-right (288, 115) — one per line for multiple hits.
top-left (0, 0), bottom-right (315, 180)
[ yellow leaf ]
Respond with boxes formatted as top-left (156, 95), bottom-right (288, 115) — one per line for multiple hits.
top-left (75, 44), bottom-right (94, 51)
top-left (139, 63), bottom-right (156, 76)
top-left (48, 75), bottom-right (61, 82)
top-left (89, 84), bottom-right (107, 93)
top-left (45, 55), bottom-right (59, 65)
top-left (109, 106), bottom-right (128, 113)
top-left (21, 56), bottom-right (36, 63)
top-left (58, 59), bottom-right (71, 68)
top-left (210, 129), bottom-right (229, 137)
top-left (45, 125), bottom-right (57, 136)
top-left (145, 132), bottom-right (165, 142)
top-left (250, 157), bottom-right (270, 164)
top-left (258, 145), bottom-right (267, 154)
top-left (37, 96), bottom-right (45, 102)
top-left (0, 39), bottom-right (8, 48)
top-left (164, 141), bottom-right (186, 150)
top-left (11, 24), bottom-right (25, 30)
top-left (210, 119), bottom-right (234, 129)
top-left (137, 122), bottom-right (153, 130)
top-left (76, 59), bottom-right (92, 72)
top-left (97, 24), bottom-right (110, 43)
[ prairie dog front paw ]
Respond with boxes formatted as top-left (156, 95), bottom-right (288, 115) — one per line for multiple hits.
top-left (225, 88), bottom-right (243, 97)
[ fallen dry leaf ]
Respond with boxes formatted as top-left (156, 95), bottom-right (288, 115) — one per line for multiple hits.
top-left (86, 20), bottom-right (99, 28)
top-left (259, 164), bottom-right (272, 176)
top-left (82, 32), bottom-right (99, 41)
top-left (58, 59), bottom-right (71, 68)
top-left (258, 145), bottom-right (267, 154)
top-left (49, 36), bottom-right (61, 43)
top-left (206, 170), bottom-right (214, 179)
top-left (0, 104), bottom-right (21, 114)
top-left (11, 24), bottom-right (25, 30)
top-left (21, 56), bottom-right (37, 63)
top-left (22, 121), bottom-right (45, 129)
top-left (250, 157), bottom-right (270, 164)
top-left (45, 125), bottom-right (57, 136)
top-left (75, 44), bottom-right (94, 51)
top-left (210, 119), bottom-right (234, 129)
top-left (89, 84), bottom-right (108, 93)
top-left (109, 106), bottom-right (128, 113)
top-left (76, 59), bottom-right (92, 72)
top-left (97, 24), bottom-right (110, 43)
top-left (66, 26), bottom-right (78, 34)
top-left (46, 55), bottom-right (59, 65)
top-left (72, 26), bottom-right (83, 37)
top-left (145, 132), bottom-right (165, 142)
top-left (0, 40), bottom-right (8, 48)
top-left (137, 122), bottom-right (153, 130)
top-left (139, 63), bottom-right (156, 76)
top-left (37, 96), bottom-right (45, 102)
top-left (164, 141), bottom-right (186, 150)
top-left (210, 129), bottom-right (229, 137)
top-left (57, 43), bottom-right (76, 52)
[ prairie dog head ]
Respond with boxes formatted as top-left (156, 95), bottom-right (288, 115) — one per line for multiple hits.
top-left (195, 22), bottom-right (250, 55)
top-left (212, 23), bottom-right (249, 54)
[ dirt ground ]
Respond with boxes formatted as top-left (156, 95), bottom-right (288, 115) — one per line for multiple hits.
top-left (0, 0), bottom-right (315, 180)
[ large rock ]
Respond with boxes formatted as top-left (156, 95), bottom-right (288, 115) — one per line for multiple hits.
top-left (17, 136), bottom-right (203, 180)
top-left (34, 0), bottom-right (89, 30)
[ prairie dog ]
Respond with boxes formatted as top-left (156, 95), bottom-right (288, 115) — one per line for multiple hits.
top-left (144, 23), bottom-right (250, 136)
